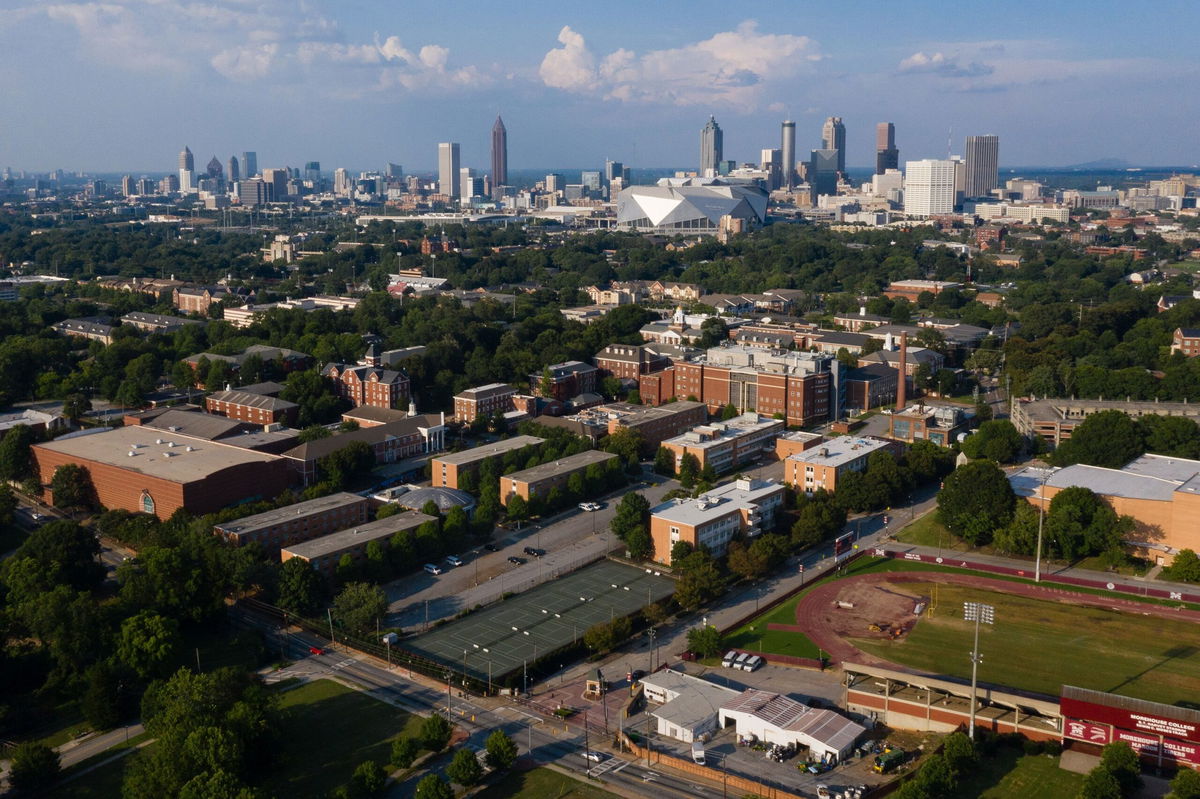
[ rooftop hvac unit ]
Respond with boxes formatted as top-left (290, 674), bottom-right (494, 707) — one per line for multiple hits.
top-left (167, 441), bottom-right (176, 447)
top-left (185, 446), bottom-right (194, 452)
top-left (128, 451), bottom-right (136, 457)
top-left (155, 438), bottom-right (163, 444)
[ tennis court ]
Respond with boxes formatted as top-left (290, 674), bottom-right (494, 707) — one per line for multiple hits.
top-left (404, 560), bottom-right (675, 683)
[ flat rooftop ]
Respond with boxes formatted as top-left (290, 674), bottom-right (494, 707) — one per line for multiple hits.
top-left (34, 426), bottom-right (280, 483)
top-left (282, 510), bottom-right (434, 560)
top-left (651, 478), bottom-right (782, 526)
top-left (662, 414), bottom-right (783, 450)
top-left (502, 450), bottom-right (617, 484)
top-left (433, 435), bottom-right (545, 467)
top-left (787, 436), bottom-right (892, 469)
top-left (456, 383), bottom-right (513, 396)
top-left (1016, 397), bottom-right (1200, 422)
top-left (214, 491), bottom-right (367, 538)
top-left (1009, 463), bottom-right (1186, 503)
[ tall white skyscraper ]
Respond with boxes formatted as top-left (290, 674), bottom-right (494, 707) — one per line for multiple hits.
top-left (821, 117), bottom-right (846, 175)
top-left (904, 159), bottom-right (957, 217)
top-left (700, 116), bottom-right (722, 177)
top-left (178, 145), bottom-right (194, 192)
top-left (241, 151), bottom-right (257, 179)
top-left (781, 120), bottom-right (796, 188)
top-left (438, 142), bottom-right (461, 199)
top-left (964, 135), bottom-right (1000, 198)
top-left (333, 167), bottom-right (350, 197)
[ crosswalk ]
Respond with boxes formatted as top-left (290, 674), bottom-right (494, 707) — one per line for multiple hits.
top-left (588, 757), bottom-right (631, 777)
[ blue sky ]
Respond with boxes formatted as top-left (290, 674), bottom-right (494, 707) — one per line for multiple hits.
top-left (2, 1), bottom-right (1197, 173)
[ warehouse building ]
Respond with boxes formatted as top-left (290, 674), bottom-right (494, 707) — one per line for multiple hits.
top-left (31, 426), bottom-right (293, 519)
top-left (718, 689), bottom-right (866, 763)
top-left (641, 669), bottom-right (739, 743)
top-left (280, 510), bottom-right (435, 577)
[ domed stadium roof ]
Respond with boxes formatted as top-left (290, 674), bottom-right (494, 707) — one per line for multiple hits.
top-left (396, 485), bottom-right (476, 513)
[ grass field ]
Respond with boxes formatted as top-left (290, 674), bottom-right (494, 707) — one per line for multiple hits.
top-left (957, 750), bottom-right (1085, 798)
top-left (476, 767), bottom-right (621, 799)
top-left (45, 754), bottom-right (129, 799)
top-left (259, 679), bottom-right (424, 798)
top-left (853, 582), bottom-right (1200, 706)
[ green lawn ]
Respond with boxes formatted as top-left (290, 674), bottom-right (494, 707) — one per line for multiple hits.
top-left (854, 582), bottom-right (1200, 706)
top-left (955, 750), bottom-right (1085, 798)
top-left (259, 679), bottom-right (424, 798)
top-left (894, 513), bottom-right (969, 553)
top-left (476, 767), bottom-right (622, 799)
top-left (45, 754), bottom-right (130, 799)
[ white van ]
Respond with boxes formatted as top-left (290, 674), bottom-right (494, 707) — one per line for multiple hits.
top-left (733, 652), bottom-right (752, 670)
top-left (721, 650), bottom-right (740, 668)
top-left (742, 654), bottom-right (764, 672)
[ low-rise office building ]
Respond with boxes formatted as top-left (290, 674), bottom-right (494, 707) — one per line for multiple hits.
top-left (649, 477), bottom-right (785, 564)
top-left (281, 510), bottom-right (435, 577)
top-left (660, 413), bottom-right (784, 475)
top-left (214, 492), bottom-right (370, 554)
top-left (499, 450), bottom-right (618, 505)
top-left (785, 436), bottom-right (899, 494)
top-left (431, 435), bottom-right (545, 489)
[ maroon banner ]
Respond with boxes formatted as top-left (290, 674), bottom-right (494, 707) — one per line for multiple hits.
top-left (1064, 718), bottom-right (1112, 745)
top-left (1061, 697), bottom-right (1200, 744)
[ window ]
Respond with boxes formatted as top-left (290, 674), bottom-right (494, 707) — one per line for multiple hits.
top-left (141, 491), bottom-right (155, 515)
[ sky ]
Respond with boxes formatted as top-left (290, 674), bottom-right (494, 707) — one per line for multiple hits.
top-left (2, 0), bottom-right (1198, 174)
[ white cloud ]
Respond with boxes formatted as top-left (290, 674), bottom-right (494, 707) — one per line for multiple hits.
top-left (896, 41), bottom-right (1150, 93)
top-left (898, 51), bottom-right (993, 78)
top-left (211, 43), bottom-right (278, 80)
top-left (539, 21), bottom-right (820, 108)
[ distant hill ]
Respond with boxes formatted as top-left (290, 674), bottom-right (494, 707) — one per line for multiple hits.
top-left (1065, 158), bottom-right (1132, 170)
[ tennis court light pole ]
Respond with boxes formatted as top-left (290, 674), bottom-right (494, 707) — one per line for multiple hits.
top-left (963, 601), bottom-right (994, 739)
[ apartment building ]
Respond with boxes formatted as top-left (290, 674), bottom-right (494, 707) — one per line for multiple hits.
top-left (213, 492), bottom-right (370, 555)
top-left (529, 360), bottom-right (599, 401)
top-left (594, 344), bottom-right (670, 380)
top-left (649, 478), bottom-right (785, 565)
top-left (499, 450), bottom-right (618, 505)
top-left (660, 413), bottom-right (785, 474)
top-left (453, 383), bottom-right (517, 422)
top-left (280, 510), bottom-right (435, 577)
top-left (430, 435), bottom-right (545, 489)
top-left (784, 436), bottom-right (899, 494)
top-left (205, 389), bottom-right (298, 426)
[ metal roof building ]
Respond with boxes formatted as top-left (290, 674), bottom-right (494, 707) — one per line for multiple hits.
top-left (718, 689), bottom-right (866, 761)
top-left (616, 183), bottom-right (768, 234)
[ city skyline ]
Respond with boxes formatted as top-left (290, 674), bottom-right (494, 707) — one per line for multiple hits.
top-left (1, 1), bottom-right (1197, 171)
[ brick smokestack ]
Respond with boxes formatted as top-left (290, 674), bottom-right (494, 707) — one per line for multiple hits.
top-left (896, 332), bottom-right (908, 410)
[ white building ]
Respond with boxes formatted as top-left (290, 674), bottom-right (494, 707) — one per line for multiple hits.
top-left (616, 182), bottom-right (768, 235)
top-left (641, 670), bottom-right (739, 743)
top-left (904, 159), bottom-right (956, 217)
top-left (718, 689), bottom-right (866, 762)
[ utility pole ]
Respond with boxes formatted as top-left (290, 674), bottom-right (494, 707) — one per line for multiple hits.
top-left (1035, 469), bottom-right (1052, 583)
top-left (327, 608), bottom-right (335, 644)
top-left (964, 601), bottom-right (995, 739)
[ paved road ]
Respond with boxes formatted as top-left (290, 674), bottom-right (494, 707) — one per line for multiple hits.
top-left (384, 477), bottom-right (677, 631)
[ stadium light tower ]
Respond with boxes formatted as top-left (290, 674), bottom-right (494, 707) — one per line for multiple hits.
top-left (1034, 467), bottom-right (1057, 583)
top-left (963, 601), bottom-right (995, 739)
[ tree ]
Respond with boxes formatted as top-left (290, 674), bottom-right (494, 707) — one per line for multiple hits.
top-left (791, 494), bottom-right (846, 549)
top-left (720, 403), bottom-right (739, 421)
top-left (391, 736), bottom-right (421, 769)
top-left (686, 624), bottom-right (722, 658)
top-left (1052, 410), bottom-right (1145, 468)
top-left (726, 540), bottom-right (768, 581)
top-left (298, 424), bottom-right (333, 443)
top-left (1139, 414), bottom-right (1200, 459)
top-left (414, 774), bottom-right (454, 799)
top-left (178, 770), bottom-right (258, 799)
top-left (611, 492), bottom-right (650, 541)
top-left (941, 731), bottom-right (977, 777)
top-left (446, 748), bottom-right (483, 786)
top-left (673, 551), bottom-right (723, 609)
top-left (485, 729), bottom-right (518, 770)
top-left (117, 610), bottom-right (181, 680)
top-left (505, 493), bottom-right (529, 521)
top-left (82, 663), bottom-right (124, 730)
top-left (319, 440), bottom-right (375, 489)
top-left (670, 540), bottom-right (694, 564)
top-left (1046, 486), bottom-right (1133, 561)
top-left (62, 392), bottom-right (92, 423)
top-left (8, 741), bottom-right (61, 793)
top-left (1169, 766), bottom-right (1200, 799)
top-left (50, 463), bottom-right (94, 509)
top-left (333, 582), bottom-right (388, 635)
top-left (277, 557), bottom-right (324, 615)
top-left (1166, 549), bottom-right (1200, 583)
top-left (0, 423), bottom-right (36, 480)
top-left (539, 367), bottom-right (554, 397)
top-left (653, 446), bottom-right (675, 476)
top-left (1078, 766), bottom-right (1122, 799)
top-left (936, 460), bottom-right (1016, 546)
top-left (1098, 741), bottom-right (1141, 796)
top-left (991, 501), bottom-right (1040, 556)
top-left (677, 452), bottom-right (700, 489)
top-left (4, 518), bottom-right (104, 594)
top-left (0, 481), bottom-right (16, 526)
top-left (960, 419), bottom-right (1023, 463)
top-left (625, 525), bottom-right (653, 560)
top-left (419, 713), bottom-right (453, 752)
top-left (350, 760), bottom-right (388, 796)
top-left (603, 427), bottom-right (645, 466)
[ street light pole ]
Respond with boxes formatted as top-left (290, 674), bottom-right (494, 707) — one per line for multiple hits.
top-left (964, 601), bottom-right (995, 740)
top-left (1035, 469), bottom-right (1051, 583)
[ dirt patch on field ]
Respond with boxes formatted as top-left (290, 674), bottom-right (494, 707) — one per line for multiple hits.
top-left (822, 580), bottom-right (928, 642)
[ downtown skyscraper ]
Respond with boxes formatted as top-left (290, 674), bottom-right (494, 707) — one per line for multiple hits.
top-left (178, 145), bottom-right (194, 192)
top-left (438, 142), bottom-right (461, 199)
top-left (491, 116), bottom-right (507, 197)
top-left (781, 120), bottom-right (796, 189)
top-left (700, 116), bottom-right (723, 177)
top-left (821, 117), bottom-right (846, 175)
top-left (964, 135), bottom-right (1000, 199)
top-left (875, 123), bottom-right (899, 175)
top-left (241, 151), bottom-right (257, 179)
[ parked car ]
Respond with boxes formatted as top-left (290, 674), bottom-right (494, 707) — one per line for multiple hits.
top-left (582, 751), bottom-right (605, 763)
top-left (308, 646), bottom-right (325, 656)
top-left (742, 654), bottom-right (764, 672)
top-left (523, 546), bottom-right (545, 557)
top-left (733, 652), bottom-right (752, 670)
top-left (508, 556), bottom-right (527, 565)
top-left (692, 741), bottom-right (706, 765)
top-left (445, 555), bottom-right (464, 567)
top-left (482, 543), bottom-right (499, 552)
top-left (721, 649), bottom-right (740, 668)
top-left (578, 502), bottom-right (601, 512)
top-left (423, 563), bottom-right (444, 575)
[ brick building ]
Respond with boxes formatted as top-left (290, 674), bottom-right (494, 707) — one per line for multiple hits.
top-left (649, 478), bottom-right (785, 565)
top-left (774, 431), bottom-right (824, 460)
top-left (529, 360), bottom-right (598, 401)
top-left (281, 414), bottom-right (446, 486)
top-left (883, 280), bottom-right (962, 303)
top-left (206, 389), bottom-right (299, 425)
top-left (31, 427), bottom-right (294, 520)
top-left (340, 406), bottom-right (417, 429)
top-left (174, 285), bottom-right (241, 315)
top-left (844, 364), bottom-right (899, 411)
top-left (54, 317), bottom-right (115, 345)
top-left (323, 362), bottom-right (410, 409)
top-left (184, 345), bottom-right (312, 387)
top-left (660, 413), bottom-right (785, 475)
top-left (431, 435), bottom-right (544, 489)
top-left (642, 345), bottom-right (843, 428)
top-left (214, 492), bottom-right (370, 554)
top-left (1172, 328), bottom-right (1200, 357)
top-left (499, 450), bottom-right (618, 506)
top-left (784, 436), bottom-right (899, 494)
top-left (594, 344), bottom-right (669, 381)
top-left (886, 403), bottom-right (971, 446)
top-left (280, 510), bottom-right (436, 577)
top-left (453, 383), bottom-right (517, 422)
top-left (120, 311), bottom-right (202, 334)
top-left (1012, 397), bottom-right (1200, 448)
